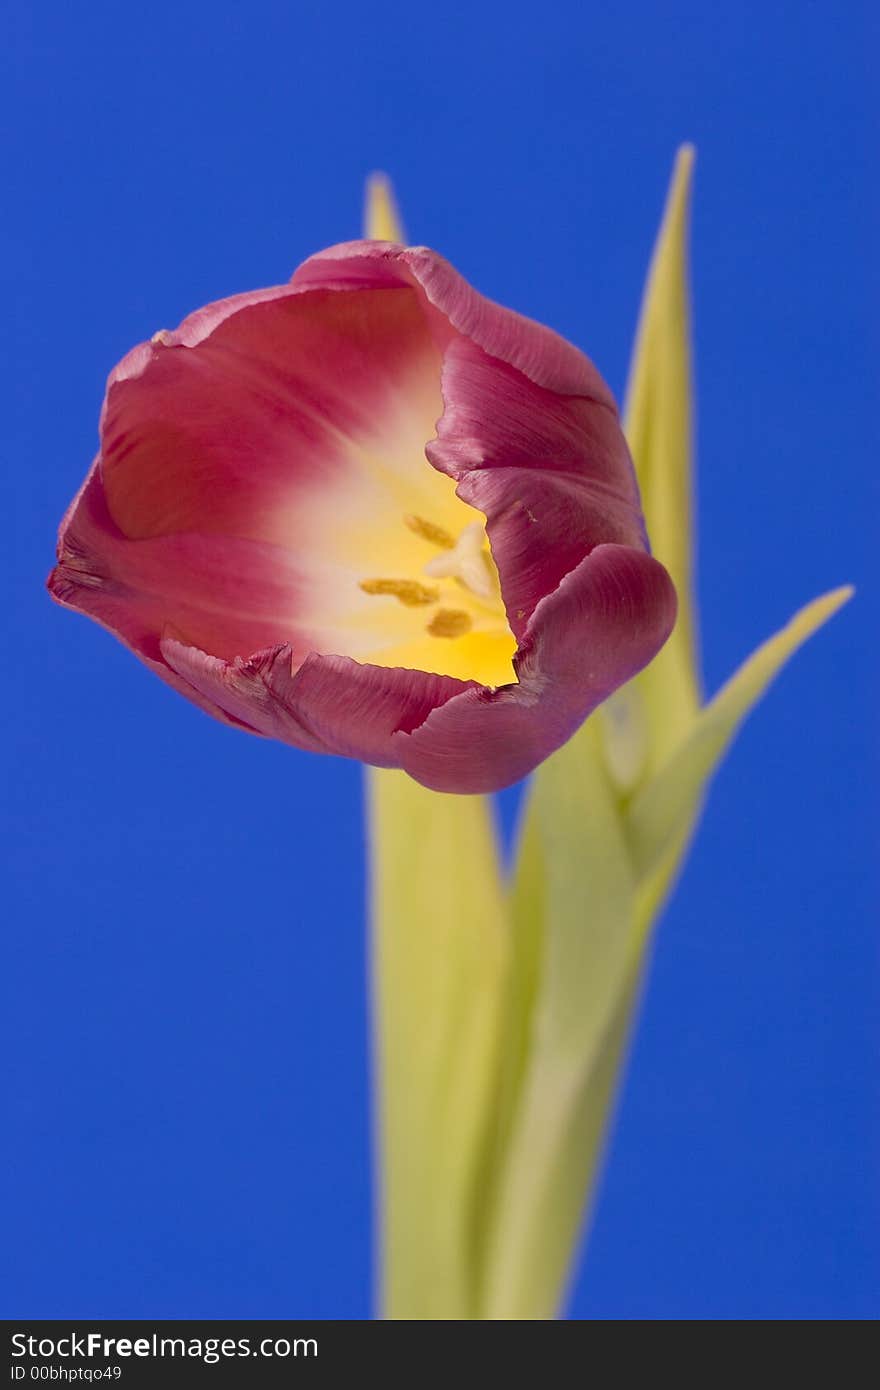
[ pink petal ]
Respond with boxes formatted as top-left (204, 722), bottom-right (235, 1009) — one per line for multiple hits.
top-left (101, 280), bottom-right (441, 548)
top-left (292, 241), bottom-right (616, 401)
top-left (161, 638), bottom-right (473, 766)
top-left (50, 461), bottom-right (317, 670)
top-left (428, 336), bottom-right (646, 637)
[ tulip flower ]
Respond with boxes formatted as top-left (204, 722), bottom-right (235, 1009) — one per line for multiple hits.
top-left (49, 242), bottom-right (675, 794)
top-left (49, 160), bottom-right (851, 1324)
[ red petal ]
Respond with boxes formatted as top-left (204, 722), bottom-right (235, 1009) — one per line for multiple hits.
top-left (101, 281), bottom-right (441, 548)
top-left (429, 336), bottom-right (646, 637)
top-left (50, 462), bottom-right (317, 667)
top-left (161, 638), bottom-right (473, 766)
top-left (292, 241), bottom-right (616, 401)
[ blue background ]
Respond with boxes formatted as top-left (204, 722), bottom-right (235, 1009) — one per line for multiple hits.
top-left (3, 1), bottom-right (876, 1320)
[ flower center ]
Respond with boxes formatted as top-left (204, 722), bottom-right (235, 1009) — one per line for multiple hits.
top-left (358, 513), bottom-right (516, 685)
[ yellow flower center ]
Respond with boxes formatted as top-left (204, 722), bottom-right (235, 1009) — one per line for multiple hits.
top-left (358, 512), bottom-right (516, 686)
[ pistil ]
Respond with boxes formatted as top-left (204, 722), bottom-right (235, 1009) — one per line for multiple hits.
top-left (422, 521), bottom-right (496, 600)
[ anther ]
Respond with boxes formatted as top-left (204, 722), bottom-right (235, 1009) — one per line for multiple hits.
top-left (404, 514), bottom-right (454, 548)
top-left (427, 609), bottom-right (473, 638)
top-left (360, 578), bottom-right (439, 607)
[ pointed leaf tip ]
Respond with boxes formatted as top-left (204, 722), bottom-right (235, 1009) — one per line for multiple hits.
top-left (676, 142), bottom-right (696, 173)
top-left (667, 145), bottom-right (695, 230)
top-left (627, 584), bottom-right (854, 883)
top-left (364, 172), bottom-right (406, 243)
top-left (621, 144), bottom-right (700, 770)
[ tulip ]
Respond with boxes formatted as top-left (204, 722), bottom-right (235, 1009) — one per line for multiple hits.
top-left (49, 242), bottom-right (675, 794)
top-left (50, 160), bottom-right (849, 1324)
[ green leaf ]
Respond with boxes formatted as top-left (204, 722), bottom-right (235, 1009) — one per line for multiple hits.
top-left (479, 720), bottom-right (640, 1318)
top-left (605, 145), bottom-right (701, 787)
top-left (481, 148), bottom-right (703, 1318)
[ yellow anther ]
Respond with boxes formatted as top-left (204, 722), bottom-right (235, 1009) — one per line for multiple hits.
top-left (427, 608), bottom-right (473, 638)
top-left (404, 514), bottom-right (455, 548)
top-left (360, 578), bottom-right (439, 607)
top-left (151, 330), bottom-right (173, 347)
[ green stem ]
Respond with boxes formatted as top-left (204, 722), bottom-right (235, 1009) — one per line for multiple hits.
top-left (367, 767), bottom-right (507, 1319)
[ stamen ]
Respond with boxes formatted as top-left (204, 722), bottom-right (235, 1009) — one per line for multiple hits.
top-left (427, 609), bottom-right (473, 638)
top-left (404, 514), bottom-right (455, 548)
top-left (360, 578), bottom-right (439, 607)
